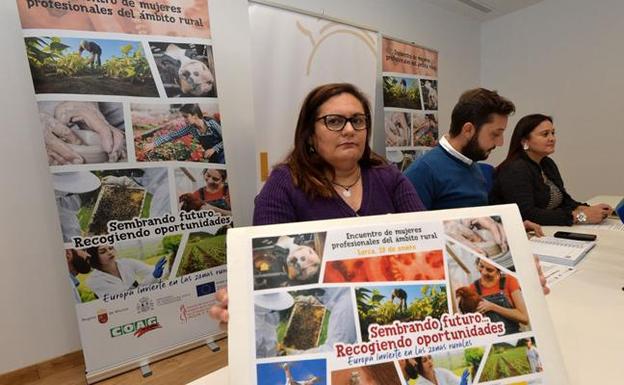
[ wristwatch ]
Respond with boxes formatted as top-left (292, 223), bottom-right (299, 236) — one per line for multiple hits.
top-left (575, 210), bottom-right (588, 224)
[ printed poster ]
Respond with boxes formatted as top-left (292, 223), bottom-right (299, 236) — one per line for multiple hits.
top-left (227, 205), bottom-right (569, 385)
top-left (16, 0), bottom-right (229, 381)
top-left (381, 37), bottom-right (439, 172)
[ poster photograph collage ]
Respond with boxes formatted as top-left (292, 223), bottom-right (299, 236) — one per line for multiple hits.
top-left (24, 29), bottom-right (231, 305)
top-left (383, 73), bottom-right (439, 174)
top-left (249, 217), bottom-right (545, 385)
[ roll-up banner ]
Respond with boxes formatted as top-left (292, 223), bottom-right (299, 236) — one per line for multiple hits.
top-left (381, 37), bottom-right (439, 172)
top-left (249, 2), bottom-right (378, 180)
top-left (16, 1), bottom-right (229, 382)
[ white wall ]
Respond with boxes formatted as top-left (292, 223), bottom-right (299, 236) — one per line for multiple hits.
top-left (0, 0), bottom-right (481, 374)
top-left (482, 0), bottom-right (624, 200)
top-left (0, 0), bottom-right (83, 373)
top-left (266, 0), bottom-right (482, 152)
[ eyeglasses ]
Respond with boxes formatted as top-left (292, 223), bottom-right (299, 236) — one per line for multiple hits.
top-left (316, 114), bottom-right (368, 131)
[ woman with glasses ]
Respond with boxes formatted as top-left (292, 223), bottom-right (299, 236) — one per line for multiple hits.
top-left (210, 83), bottom-right (425, 323)
top-left (253, 82), bottom-right (425, 224)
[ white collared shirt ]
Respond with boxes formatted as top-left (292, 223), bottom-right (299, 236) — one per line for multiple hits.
top-left (439, 135), bottom-right (472, 165)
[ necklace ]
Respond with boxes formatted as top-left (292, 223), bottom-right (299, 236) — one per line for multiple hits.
top-left (332, 170), bottom-right (361, 198)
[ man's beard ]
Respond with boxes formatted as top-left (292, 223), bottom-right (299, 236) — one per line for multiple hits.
top-left (462, 134), bottom-right (491, 162)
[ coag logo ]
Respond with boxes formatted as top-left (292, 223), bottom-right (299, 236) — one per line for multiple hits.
top-left (110, 317), bottom-right (161, 338)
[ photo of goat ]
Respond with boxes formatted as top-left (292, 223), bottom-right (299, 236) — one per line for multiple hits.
top-left (252, 233), bottom-right (327, 291)
top-left (420, 79), bottom-right (438, 110)
top-left (150, 42), bottom-right (218, 97)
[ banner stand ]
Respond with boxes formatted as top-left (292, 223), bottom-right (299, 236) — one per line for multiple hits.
top-left (86, 332), bottom-right (226, 384)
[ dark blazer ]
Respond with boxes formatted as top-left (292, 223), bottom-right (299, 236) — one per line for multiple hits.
top-left (490, 153), bottom-right (584, 225)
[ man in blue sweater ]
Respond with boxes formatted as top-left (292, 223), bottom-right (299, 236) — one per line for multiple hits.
top-left (405, 88), bottom-right (514, 210)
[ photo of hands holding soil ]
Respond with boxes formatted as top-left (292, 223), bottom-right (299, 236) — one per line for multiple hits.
top-left (38, 101), bottom-right (126, 166)
top-left (25, 37), bottom-right (158, 97)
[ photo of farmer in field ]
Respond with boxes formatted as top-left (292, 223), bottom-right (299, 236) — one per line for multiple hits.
top-left (175, 167), bottom-right (231, 216)
top-left (176, 230), bottom-right (227, 277)
top-left (132, 103), bottom-right (224, 163)
top-left (252, 233), bottom-right (327, 291)
top-left (25, 37), bottom-right (158, 96)
top-left (383, 76), bottom-right (422, 110)
top-left (356, 284), bottom-right (448, 341)
top-left (38, 101), bottom-right (126, 165)
top-left (480, 338), bottom-right (543, 382)
top-left (53, 169), bottom-right (170, 242)
top-left (254, 287), bottom-right (356, 358)
top-left (150, 42), bottom-right (218, 97)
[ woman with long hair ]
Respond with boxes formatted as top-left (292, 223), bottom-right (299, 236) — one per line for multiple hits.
top-left (210, 83), bottom-right (425, 322)
top-left (491, 114), bottom-right (611, 225)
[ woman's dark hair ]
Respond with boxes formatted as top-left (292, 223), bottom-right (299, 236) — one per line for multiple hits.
top-left (179, 104), bottom-right (204, 119)
top-left (497, 113), bottom-right (553, 171)
top-left (86, 246), bottom-right (102, 270)
top-left (404, 358), bottom-right (419, 379)
top-left (283, 83), bottom-right (385, 198)
top-left (415, 356), bottom-right (427, 376)
top-left (202, 168), bottom-right (227, 181)
top-left (449, 88), bottom-right (515, 137)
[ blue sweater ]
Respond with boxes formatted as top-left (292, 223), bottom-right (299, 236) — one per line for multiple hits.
top-left (404, 145), bottom-right (487, 210)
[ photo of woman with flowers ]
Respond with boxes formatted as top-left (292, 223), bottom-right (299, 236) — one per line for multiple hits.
top-left (132, 103), bottom-right (224, 163)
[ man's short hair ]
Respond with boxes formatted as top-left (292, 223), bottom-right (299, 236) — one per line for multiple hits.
top-left (449, 88), bottom-right (515, 137)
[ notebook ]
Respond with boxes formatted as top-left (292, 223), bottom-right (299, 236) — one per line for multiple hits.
top-left (530, 236), bottom-right (596, 266)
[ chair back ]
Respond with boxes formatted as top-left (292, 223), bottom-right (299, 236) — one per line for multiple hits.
top-left (478, 162), bottom-right (495, 193)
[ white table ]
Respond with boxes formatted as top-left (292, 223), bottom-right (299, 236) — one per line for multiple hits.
top-left (190, 196), bottom-right (624, 384)
top-left (544, 196), bottom-right (624, 384)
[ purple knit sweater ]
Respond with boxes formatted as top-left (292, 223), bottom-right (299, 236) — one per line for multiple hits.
top-left (253, 164), bottom-right (425, 225)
